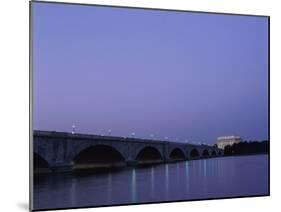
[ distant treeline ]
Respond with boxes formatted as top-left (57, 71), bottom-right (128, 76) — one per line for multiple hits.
top-left (224, 140), bottom-right (269, 156)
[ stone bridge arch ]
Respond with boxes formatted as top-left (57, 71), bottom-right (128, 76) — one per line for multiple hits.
top-left (189, 148), bottom-right (200, 159)
top-left (33, 142), bottom-right (54, 167)
top-left (168, 146), bottom-right (187, 161)
top-left (133, 144), bottom-right (164, 164)
top-left (217, 149), bottom-right (224, 156)
top-left (201, 149), bottom-right (210, 158)
top-left (169, 147), bottom-right (187, 161)
top-left (33, 152), bottom-right (50, 170)
top-left (67, 140), bottom-right (128, 165)
top-left (211, 150), bottom-right (217, 156)
top-left (72, 144), bottom-right (126, 169)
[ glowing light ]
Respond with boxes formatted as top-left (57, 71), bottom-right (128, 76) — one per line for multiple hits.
top-left (71, 124), bottom-right (76, 134)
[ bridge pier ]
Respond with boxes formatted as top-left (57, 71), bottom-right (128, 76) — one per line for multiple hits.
top-left (51, 162), bottom-right (74, 172)
top-left (126, 160), bottom-right (138, 166)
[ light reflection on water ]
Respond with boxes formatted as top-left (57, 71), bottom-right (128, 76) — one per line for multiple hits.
top-left (165, 163), bottom-right (169, 200)
top-left (150, 166), bottom-right (155, 199)
top-left (106, 172), bottom-right (112, 204)
top-left (34, 155), bottom-right (268, 210)
top-left (131, 168), bottom-right (136, 203)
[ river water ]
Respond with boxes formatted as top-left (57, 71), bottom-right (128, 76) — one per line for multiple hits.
top-left (33, 154), bottom-right (269, 210)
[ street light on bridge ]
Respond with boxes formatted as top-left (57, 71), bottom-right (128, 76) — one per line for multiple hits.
top-left (131, 132), bottom-right (135, 138)
top-left (72, 124), bottom-right (76, 134)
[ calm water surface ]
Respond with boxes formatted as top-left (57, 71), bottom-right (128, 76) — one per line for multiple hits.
top-left (33, 155), bottom-right (268, 210)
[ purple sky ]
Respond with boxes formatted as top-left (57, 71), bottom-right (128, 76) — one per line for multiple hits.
top-left (32, 2), bottom-right (268, 144)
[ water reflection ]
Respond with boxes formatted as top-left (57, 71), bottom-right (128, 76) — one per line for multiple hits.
top-left (203, 160), bottom-right (207, 178)
top-left (175, 163), bottom-right (180, 196)
top-left (203, 160), bottom-right (207, 194)
top-left (150, 166), bottom-right (155, 199)
top-left (70, 177), bottom-right (77, 207)
top-left (131, 168), bottom-right (136, 203)
top-left (34, 155), bottom-right (268, 210)
top-left (165, 163), bottom-right (169, 200)
top-left (106, 173), bottom-right (112, 203)
top-left (185, 161), bottom-right (189, 195)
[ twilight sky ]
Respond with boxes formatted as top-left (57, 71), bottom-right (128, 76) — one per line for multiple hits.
top-left (32, 2), bottom-right (268, 144)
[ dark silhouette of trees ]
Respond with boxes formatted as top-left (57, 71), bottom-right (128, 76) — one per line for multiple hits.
top-left (223, 140), bottom-right (269, 156)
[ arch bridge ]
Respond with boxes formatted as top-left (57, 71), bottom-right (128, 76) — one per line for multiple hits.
top-left (33, 130), bottom-right (223, 172)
